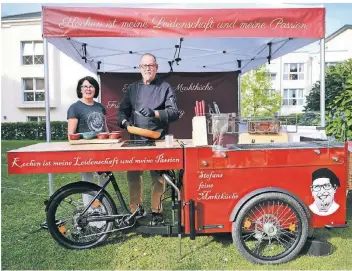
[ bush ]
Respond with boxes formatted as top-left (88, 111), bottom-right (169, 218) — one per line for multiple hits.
top-left (326, 76), bottom-right (352, 141)
top-left (304, 58), bottom-right (352, 112)
top-left (1, 121), bottom-right (67, 140)
top-left (277, 113), bottom-right (322, 126)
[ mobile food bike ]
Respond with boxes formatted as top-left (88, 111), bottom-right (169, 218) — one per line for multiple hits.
top-left (7, 114), bottom-right (351, 265)
top-left (8, 5), bottom-right (350, 265)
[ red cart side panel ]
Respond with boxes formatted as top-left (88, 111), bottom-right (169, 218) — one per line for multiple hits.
top-left (182, 147), bottom-right (347, 235)
top-left (8, 149), bottom-right (183, 174)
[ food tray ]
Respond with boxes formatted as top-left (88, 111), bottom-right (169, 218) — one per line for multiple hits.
top-left (69, 138), bottom-right (122, 145)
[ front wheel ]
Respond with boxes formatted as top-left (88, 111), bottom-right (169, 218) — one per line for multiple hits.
top-left (232, 192), bottom-right (309, 264)
top-left (46, 183), bottom-right (117, 249)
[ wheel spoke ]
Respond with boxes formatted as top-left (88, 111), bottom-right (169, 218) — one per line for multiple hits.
top-left (236, 195), bottom-right (306, 263)
top-left (47, 187), bottom-right (116, 249)
top-left (243, 231), bottom-right (256, 242)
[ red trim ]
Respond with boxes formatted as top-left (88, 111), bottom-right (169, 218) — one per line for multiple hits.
top-left (42, 6), bottom-right (325, 38)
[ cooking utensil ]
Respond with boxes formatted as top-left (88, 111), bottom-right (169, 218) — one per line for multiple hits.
top-left (201, 100), bottom-right (206, 116)
top-left (127, 126), bottom-right (161, 139)
top-left (208, 104), bottom-right (214, 114)
top-left (213, 101), bottom-right (221, 114)
top-left (196, 101), bottom-right (200, 116)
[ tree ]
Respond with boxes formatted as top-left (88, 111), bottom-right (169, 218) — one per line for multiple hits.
top-left (325, 76), bottom-right (352, 141)
top-left (241, 65), bottom-right (282, 118)
top-left (304, 58), bottom-right (352, 112)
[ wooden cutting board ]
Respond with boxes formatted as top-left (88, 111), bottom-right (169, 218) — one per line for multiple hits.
top-left (69, 138), bottom-right (122, 145)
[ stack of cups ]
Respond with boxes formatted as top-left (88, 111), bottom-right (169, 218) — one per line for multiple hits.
top-left (165, 134), bottom-right (174, 147)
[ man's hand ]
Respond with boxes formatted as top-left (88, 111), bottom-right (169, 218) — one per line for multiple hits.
top-left (139, 107), bottom-right (155, 117)
top-left (122, 120), bottom-right (132, 129)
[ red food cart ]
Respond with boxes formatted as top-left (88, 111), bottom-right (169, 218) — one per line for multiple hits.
top-left (7, 5), bottom-right (351, 265)
top-left (7, 132), bottom-right (351, 264)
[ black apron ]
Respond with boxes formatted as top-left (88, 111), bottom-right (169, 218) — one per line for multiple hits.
top-left (131, 83), bottom-right (167, 141)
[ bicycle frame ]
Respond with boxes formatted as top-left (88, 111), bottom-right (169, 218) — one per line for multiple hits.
top-left (78, 170), bottom-right (184, 237)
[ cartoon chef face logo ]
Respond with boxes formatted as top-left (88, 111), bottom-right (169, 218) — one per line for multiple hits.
top-left (87, 111), bottom-right (105, 132)
top-left (309, 168), bottom-right (340, 216)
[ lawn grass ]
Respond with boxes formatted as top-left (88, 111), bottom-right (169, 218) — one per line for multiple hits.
top-left (1, 140), bottom-right (352, 270)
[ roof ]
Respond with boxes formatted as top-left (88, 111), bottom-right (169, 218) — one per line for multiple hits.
top-left (326, 24), bottom-right (352, 42)
top-left (1, 11), bottom-right (41, 21)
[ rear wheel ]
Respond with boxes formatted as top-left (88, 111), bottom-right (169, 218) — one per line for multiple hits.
top-left (46, 184), bottom-right (117, 249)
top-left (232, 192), bottom-right (308, 264)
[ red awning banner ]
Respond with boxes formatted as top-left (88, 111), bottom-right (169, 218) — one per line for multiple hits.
top-left (42, 6), bottom-right (325, 38)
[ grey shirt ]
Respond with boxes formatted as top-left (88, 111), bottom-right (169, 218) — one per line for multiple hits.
top-left (67, 100), bottom-right (107, 133)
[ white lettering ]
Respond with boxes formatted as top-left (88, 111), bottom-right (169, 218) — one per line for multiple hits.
top-left (58, 16), bottom-right (107, 29)
top-left (217, 20), bottom-right (238, 29)
top-left (13, 159), bottom-right (42, 168)
top-left (196, 181), bottom-right (214, 192)
top-left (73, 157), bottom-right (119, 167)
top-left (197, 191), bottom-right (239, 201)
top-left (106, 101), bottom-right (120, 109)
top-left (198, 171), bottom-right (223, 181)
top-left (11, 157), bottom-right (21, 168)
top-left (122, 84), bottom-right (130, 93)
top-left (120, 21), bottom-right (148, 28)
top-left (155, 153), bottom-right (180, 163)
top-left (152, 16), bottom-right (215, 32)
top-left (53, 160), bottom-right (72, 166)
top-left (240, 21), bottom-right (266, 29)
top-left (174, 82), bottom-right (213, 93)
top-left (270, 18), bottom-right (307, 29)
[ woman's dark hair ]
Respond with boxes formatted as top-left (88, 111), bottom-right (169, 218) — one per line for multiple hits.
top-left (76, 76), bottom-right (100, 98)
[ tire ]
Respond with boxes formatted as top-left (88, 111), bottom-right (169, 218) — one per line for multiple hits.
top-left (232, 192), bottom-right (308, 264)
top-left (46, 183), bottom-right (117, 249)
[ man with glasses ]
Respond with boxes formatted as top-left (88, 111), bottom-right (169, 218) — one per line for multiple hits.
top-left (309, 168), bottom-right (341, 216)
top-left (117, 53), bottom-right (180, 225)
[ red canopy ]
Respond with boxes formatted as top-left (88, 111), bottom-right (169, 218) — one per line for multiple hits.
top-left (42, 7), bottom-right (325, 38)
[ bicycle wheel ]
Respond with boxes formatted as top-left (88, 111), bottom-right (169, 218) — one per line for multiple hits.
top-left (232, 192), bottom-right (308, 264)
top-left (46, 182), bottom-right (117, 249)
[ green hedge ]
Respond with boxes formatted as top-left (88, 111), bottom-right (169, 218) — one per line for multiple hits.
top-left (1, 121), bottom-right (67, 140)
top-left (0, 114), bottom-right (324, 141)
top-left (278, 113), bottom-right (322, 126)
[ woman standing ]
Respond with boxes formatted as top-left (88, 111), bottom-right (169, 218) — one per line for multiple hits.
top-left (67, 76), bottom-right (109, 190)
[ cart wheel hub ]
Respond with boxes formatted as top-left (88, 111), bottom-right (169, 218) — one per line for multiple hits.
top-left (263, 222), bottom-right (277, 237)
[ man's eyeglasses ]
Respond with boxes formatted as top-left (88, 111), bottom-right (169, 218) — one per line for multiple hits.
top-left (81, 85), bottom-right (95, 90)
top-left (310, 183), bottom-right (333, 192)
top-left (140, 64), bottom-right (157, 70)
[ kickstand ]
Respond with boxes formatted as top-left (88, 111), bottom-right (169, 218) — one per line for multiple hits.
top-left (178, 233), bottom-right (182, 261)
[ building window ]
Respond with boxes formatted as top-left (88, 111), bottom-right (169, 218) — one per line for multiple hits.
top-left (270, 73), bottom-right (277, 81)
top-left (22, 41), bottom-right (44, 65)
top-left (283, 63), bottom-right (304, 80)
top-left (325, 62), bottom-right (340, 68)
top-left (23, 78), bottom-right (45, 102)
top-left (267, 89), bottom-right (278, 95)
top-left (27, 116), bottom-right (46, 122)
top-left (283, 89), bottom-right (304, 106)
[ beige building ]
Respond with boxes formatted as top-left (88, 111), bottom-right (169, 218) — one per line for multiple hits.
top-left (268, 25), bottom-right (352, 115)
top-left (1, 12), bottom-right (97, 123)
